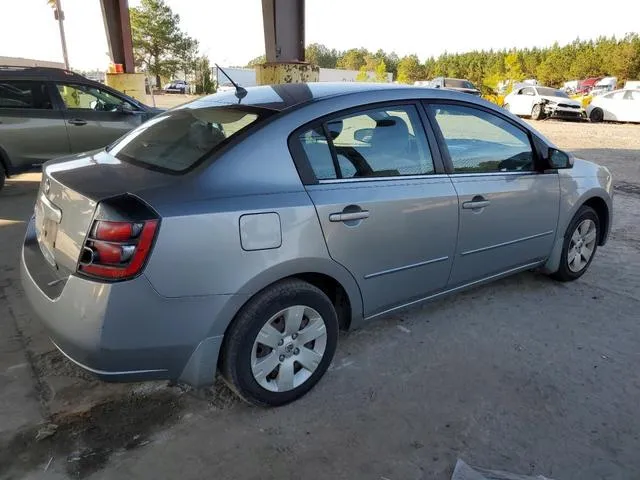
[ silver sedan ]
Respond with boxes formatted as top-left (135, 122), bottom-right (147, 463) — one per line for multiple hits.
top-left (21, 83), bottom-right (613, 406)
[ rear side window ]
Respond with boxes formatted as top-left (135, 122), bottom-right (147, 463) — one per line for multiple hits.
top-left (296, 104), bottom-right (435, 180)
top-left (107, 106), bottom-right (269, 173)
top-left (0, 81), bottom-right (53, 109)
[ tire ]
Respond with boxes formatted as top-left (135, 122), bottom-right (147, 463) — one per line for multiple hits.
top-left (550, 206), bottom-right (600, 282)
top-left (589, 107), bottom-right (604, 123)
top-left (220, 279), bottom-right (339, 407)
top-left (531, 103), bottom-right (545, 120)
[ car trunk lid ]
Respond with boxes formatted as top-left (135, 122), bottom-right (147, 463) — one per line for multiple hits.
top-left (36, 150), bottom-right (174, 273)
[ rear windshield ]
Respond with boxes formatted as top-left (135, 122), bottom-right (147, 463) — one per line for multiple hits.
top-left (444, 79), bottom-right (475, 89)
top-left (536, 87), bottom-right (569, 98)
top-left (107, 106), bottom-right (270, 172)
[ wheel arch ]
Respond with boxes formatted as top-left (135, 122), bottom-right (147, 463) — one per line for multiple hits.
top-left (0, 145), bottom-right (12, 177)
top-left (542, 192), bottom-right (611, 273)
top-left (582, 196), bottom-right (609, 246)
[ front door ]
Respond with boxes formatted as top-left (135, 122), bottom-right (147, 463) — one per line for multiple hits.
top-left (54, 83), bottom-right (145, 153)
top-left (0, 80), bottom-right (69, 170)
top-left (294, 103), bottom-right (459, 317)
top-left (427, 102), bottom-right (560, 287)
top-left (511, 87), bottom-right (536, 116)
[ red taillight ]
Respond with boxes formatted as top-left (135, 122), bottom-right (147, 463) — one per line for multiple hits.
top-left (94, 221), bottom-right (136, 241)
top-left (78, 219), bottom-right (159, 280)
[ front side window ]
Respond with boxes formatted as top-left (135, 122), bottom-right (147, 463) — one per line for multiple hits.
top-left (429, 104), bottom-right (534, 173)
top-left (520, 87), bottom-right (535, 96)
top-left (297, 104), bottom-right (435, 180)
top-left (56, 84), bottom-right (133, 112)
top-left (108, 106), bottom-right (267, 172)
top-left (0, 81), bottom-right (52, 109)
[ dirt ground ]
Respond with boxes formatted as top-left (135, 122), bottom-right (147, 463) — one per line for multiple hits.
top-left (1, 119), bottom-right (639, 480)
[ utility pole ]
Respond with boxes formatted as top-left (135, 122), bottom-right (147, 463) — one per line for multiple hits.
top-left (48, 0), bottom-right (70, 69)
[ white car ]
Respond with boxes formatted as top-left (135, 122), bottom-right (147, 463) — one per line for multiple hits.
top-left (586, 89), bottom-right (640, 123)
top-left (503, 86), bottom-right (585, 120)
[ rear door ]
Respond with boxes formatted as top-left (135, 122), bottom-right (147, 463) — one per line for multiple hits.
top-left (426, 102), bottom-right (560, 287)
top-left (53, 82), bottom-right (146, 153)
top-left (292, 102), bottom-right (459, 317)
top-left (0, 79), bottom-right (69, 171)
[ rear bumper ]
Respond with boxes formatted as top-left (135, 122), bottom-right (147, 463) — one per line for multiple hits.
top-left (20, 218), bottom-right (245, 387)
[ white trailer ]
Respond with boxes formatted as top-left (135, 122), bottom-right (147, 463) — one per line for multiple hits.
top-left (214, 66), bottom-right (393, 90)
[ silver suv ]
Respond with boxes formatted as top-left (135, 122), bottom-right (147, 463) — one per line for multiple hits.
top-left (21, 83), bottom-right (612, 406)
top-left (0, 66), bottom-right (160, 189)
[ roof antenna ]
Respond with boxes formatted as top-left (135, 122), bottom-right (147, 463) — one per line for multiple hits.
top-left (215, 64), bottom-right (248, 102)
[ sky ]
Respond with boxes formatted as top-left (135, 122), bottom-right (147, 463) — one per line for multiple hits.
top-left (1, 0), bottom-right (638, 71)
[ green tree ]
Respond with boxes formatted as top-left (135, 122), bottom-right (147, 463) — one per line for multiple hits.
top-left (194, 55), bottom-right (214, 94)
top-left (177, 36), bottom-right (199, 81)
top-left (131, 0), bottom-right (194, 87)
top-left (356, 65), bottom-right (369, 82)
top-left (246, 55), bottom-right (266, 67)
top-left (375, 59), bottom-right (388, 82)
top-left (505, 51), bottom-right (524, 82)
top-left (397, 55), bottom-right (424, 84)
top-left (337, 48), bottom-right (367, 70)
top-left (305, 43), bottom-right (340, 68)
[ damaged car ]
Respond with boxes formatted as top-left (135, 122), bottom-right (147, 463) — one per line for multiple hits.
top-left (503, 85), bottom-right (586, 120)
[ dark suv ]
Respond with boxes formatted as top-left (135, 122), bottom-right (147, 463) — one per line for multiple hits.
top-left (0, 66), bottom-right (161, 189)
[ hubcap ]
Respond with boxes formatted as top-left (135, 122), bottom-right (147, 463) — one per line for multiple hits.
top-left (567, 219), bottom-right (597, 273)
top-left (251, 305), bottom-right (328, 392)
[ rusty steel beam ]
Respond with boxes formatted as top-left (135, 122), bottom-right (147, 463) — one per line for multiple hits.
top-left (262, 0), bottom-right (305, 63)
top-left (100, 0), bottom-right (135, 73)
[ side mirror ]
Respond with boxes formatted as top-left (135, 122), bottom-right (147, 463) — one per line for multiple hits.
top-left (354, 128), bottom-right (374, 144)
top-left (550, 148), bottom-right (573, 169)
top-left (116, 102), bottom-right (136, 114)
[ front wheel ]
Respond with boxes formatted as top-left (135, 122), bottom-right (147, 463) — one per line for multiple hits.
top-left (531, 103), bottom-right (546, 120)
top-left (0, 163), bottom-right (5, 191)
top-left (550, 206), bottom-right (600, 282)
top-left (589, 107), bottom-right (604, 123)
top-left (221, 279), bottom-right (339, 407)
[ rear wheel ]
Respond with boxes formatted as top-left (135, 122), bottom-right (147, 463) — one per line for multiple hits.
top-left (589, 107), bottom-right (604, 123)
top-left (531, 103), bottom-right (545, 120)
top-left (550, 206), bottom-right (600, 282)
top-left (221, 279), bottom-right (339, 407)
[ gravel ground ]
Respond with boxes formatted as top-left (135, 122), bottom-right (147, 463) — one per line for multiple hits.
top-left (1, 120), bottom-right (639, 480)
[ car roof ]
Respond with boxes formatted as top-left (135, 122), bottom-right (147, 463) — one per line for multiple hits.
top-left (0, 66), bottom-right (89, 82)
top-left (190, 82), bottom-right (413, 111)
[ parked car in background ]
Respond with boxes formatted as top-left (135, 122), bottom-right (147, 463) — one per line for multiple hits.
top-left (577, 77), bottom-right (602, 95)
top-left (21, 83), bottom-right (612, 406)
top-left (589, 77), bottom-right (618, 97)
top-left (430, 77), bottom-right (481, 96)
top-left (0, 66), bottom-right (162, 190)
top-left (586, 89), bottom-right (640, 123)
top-left (216, 81), bottom-right (238, 93)
top-left (624, 80), bottom-right (640, 90)
top-left (163, 79), bottom-right (188, 94)
top-left (503, 85), bottom-right (585, 120)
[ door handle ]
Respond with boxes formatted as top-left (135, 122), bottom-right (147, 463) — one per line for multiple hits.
top-left (68, 118), bottom-right (87, 126)
top-left (462, 196), bottom-right (490, 210)
top-left (329, 210), bottom-right (370, 222)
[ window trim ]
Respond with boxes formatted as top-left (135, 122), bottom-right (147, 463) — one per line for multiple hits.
top-left (287, 99), bottom-right (446, 185)
top-left (423, 99), bottom-right (546, 175)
